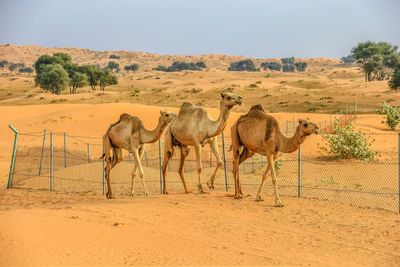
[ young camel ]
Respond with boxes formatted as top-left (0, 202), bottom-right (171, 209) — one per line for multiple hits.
top-left (231, 104), bottom-right (319, 206)
top-left (102, 111), bottom-right (176, 199)
top-left (162, 92), bottom-right (242, 194)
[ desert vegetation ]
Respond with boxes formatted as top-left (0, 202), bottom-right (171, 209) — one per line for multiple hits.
top-left (378, 102), bottom-right (400, 131)
top-left (154, 61), bottom-right (207, 72)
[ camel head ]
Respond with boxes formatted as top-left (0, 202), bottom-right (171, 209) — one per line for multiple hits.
top-left (297, 119), bottom-right (319, 136)
top-left (220, 92), bottom-right (242, 109)
top-left (159, 111), bottom-right (177, 125)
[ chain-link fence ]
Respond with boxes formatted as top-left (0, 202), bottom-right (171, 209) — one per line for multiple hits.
top-left (6, 125), bottom-right (400, 213)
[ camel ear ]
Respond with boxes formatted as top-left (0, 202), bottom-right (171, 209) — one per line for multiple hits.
top-left (221, 92), bottom-right (226, 98)
top-left (298, 119), bottom-right (304, 124)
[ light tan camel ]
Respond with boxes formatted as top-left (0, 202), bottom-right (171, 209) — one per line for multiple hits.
top-left (162, 92), bottom-right (242, 194)
top-left (231, 104), bottom-right (319, 206)
top-left (102, 111), bottom-right (176, 199)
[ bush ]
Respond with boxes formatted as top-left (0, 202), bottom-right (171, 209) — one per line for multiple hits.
top-left (154, 61), bottom-right (206, 72)
top-left (18, 67), bottom-right (34, 73)
top-left (109, 54), bottom-right (120, 59)
top-left (282, 64), bottom-right (295, 72)
top-left (228, 59), bottom-right (258, 71)
top-left (281, 57), bottom-right (295, 64)
top-left (261, 62), bottom-right (281, 71)
top-left (35, 63), bottom-right (70, 95)
top-left (389, 64), bottom-right (400, 90)
top-left (124, 64), bottom-right (139, 72)
top-left (378, 102), bottom-right (400, 131)
top-left (107, 61), bottom-right (119, 72)
top-left (0, 60), bottom-right (8, 68)
top-left (321, 119), bottom-right (375, 160)
top-left (340, 55), bottom-right (355, 64)
top-left (295, 62), bottom-right (307, 72)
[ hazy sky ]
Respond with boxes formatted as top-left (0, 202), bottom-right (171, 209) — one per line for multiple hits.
top-left (0, 0), bottom-right (399, 58)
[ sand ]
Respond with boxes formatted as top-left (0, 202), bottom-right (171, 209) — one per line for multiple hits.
top-left (0, 188), bottom-right (399, 266)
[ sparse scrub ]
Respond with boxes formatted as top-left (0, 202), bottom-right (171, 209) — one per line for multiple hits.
top-left (261, 62), bottom-right (282, 71)
top-left (107, 61), bottom-right (119, 72)
top-left (282, 64), bottom-right (296, 72)
top-left (378, 102), bottom-right (400, 131)
top-left (321, 119), bottom-right (376, 160)
top-left (294, 62), bottom-right (307, 72)
top-left (228, 59), bottom-right (258, 71)
top-left (109, 54), bottom-right (120, 59)
top-left (154, 61), bottom-right (206, 72)
top-left (124, 64), bottom-right (139, 73)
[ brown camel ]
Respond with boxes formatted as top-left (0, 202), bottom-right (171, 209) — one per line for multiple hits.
top-left (102, 111), bottom-right (176, 199)
top-left (162, 92), bottom-right (242, 194)
top-left (231, 104), bottom-right (319, 206)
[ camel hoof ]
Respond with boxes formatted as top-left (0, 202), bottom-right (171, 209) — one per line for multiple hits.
top-left (129, 192), bottom-right (136, 197)
top-left (234, 194), bottom-right (243, 200)
top-left (206, 180), bottom-right (213, 189)
top-left (185, 189), bottom-right (192, 194)
top-left (275, 199), bottom-right (284, 207)
top-left (106, 192), bottom-right (113, 199)
top-left (255, 196), bottom-right (264, 202)
top-left (163, 191), bottom-right (169, 195)
top-left (144, 191), bottom-right (150, 196)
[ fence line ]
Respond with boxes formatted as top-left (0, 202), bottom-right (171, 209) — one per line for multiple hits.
top-left (6, 124), bottom-right (400, 213)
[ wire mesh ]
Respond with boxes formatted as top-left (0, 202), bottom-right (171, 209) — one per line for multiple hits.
top-left (7, 129), bottom-right (400, 213)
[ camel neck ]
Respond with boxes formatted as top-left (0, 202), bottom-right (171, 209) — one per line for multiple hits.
top-left (141, 119), bottom-right (167, 144)
top-left (207, 101), bottom-right (230, 138)
top-left (278, 128), bottom-right (304, 153)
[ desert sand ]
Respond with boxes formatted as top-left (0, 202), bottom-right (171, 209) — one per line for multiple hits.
top-left (1, 189), bottom-right (399, 266)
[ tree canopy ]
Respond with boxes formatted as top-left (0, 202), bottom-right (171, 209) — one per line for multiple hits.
top-left (228, 59), bottom-right (258, 71)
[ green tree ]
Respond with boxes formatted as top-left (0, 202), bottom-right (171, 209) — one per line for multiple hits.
top-left (340, 55), bottom-right (355, 64)
top-left (281, 57), bottom-right (295, 64)
top-left (80, 65), bottom-right (101, 90)
top-left (107, 61), bottom-right (119, 72)
top-left (261, 62), bottom-right (281, 71)
top-left (99, 69), bottom-right (118, 91)
top-left (35, 64), bottom-right (70, 95)
top-left (18, 67), bottom-right (34, 73)
top-left (389, 64), bottom-right (400, 90)
top-left (295, 62), bottom-right (307, 72)
top-left (124, 63), bottom-right (139, 73)
top-left (282, 64), bottom-right (295, 72)
top-left (0, 60), bottom-right (8, 68)
top-left (228, 59), bottom-right (258, 71)
top-left (351, 41), bottom-right (399, 82)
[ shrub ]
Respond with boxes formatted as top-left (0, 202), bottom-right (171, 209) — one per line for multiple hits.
top-left (261, 61), bottom-right (281, 71)
top-left (8, 63), bottom-right (24, 71)
top-left (124, 64), bottom-right (139, 72)
top-left (389, 64), bottom-right (400, 90)
top-left (109, 54), bottom-right (120, 59)
top-left (154, 61), bottom-right (206, 72)
top-left (282, 64), bottom-right (295, 72)
top-left (18, 67), bottom-right (34, 73)
top-left (107, 61), bottom-right (119, 72)
top-left (295, 62), bottom-right (307, 72)
top-left (321, 119), bottom-right (375, 160)
top-left (228, 59), bottom-right (258, 71)
top-left (0, 60), bottom-right (8, 68)
top-left (340, 55), bottom-right (355, 64)
top-left (378, 102), bottom-right (400, 131)
top-left (281, 57), bottom-right (295, 64)
top-left (35, 63), bottom-right (70, 95)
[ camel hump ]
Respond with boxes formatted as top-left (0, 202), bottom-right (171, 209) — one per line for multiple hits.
top-left (179, 102), bottom-right (194, 114)
top-left (245, 104), bottom-right (266, 118)
top-left (119, 113), bottom-right (132, 121)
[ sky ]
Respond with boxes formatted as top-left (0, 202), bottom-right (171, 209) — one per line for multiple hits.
top-left (0, 0), bottom-right (399, 58)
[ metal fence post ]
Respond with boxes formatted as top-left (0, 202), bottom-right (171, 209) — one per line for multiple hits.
top-left (159, 139), bottom-right (163, 194)
top-left (87, 143), bottom-right (91, 163)
top-left (298, 145), bottom-right (302, 198)
top-left (50, 131), bottom-right (53, 192)
top-left (38, 129), bottom-right (46, 176)
top-left (398, 132), bottom-right (400, 214)
top-left (102, 145), bottom-right (105, 195)
top-left (64, 132), bottom-right (67, 167)
top-left (221, 132), bottom-right (229, 192)
top-left (7, 125), bottom-right (19, 189)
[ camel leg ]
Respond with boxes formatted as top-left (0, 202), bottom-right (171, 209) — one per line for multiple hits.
top-left (105, 149), bottom-right (121, 199)
top-left (255, 164), bottom-right (270, 202)
top-left (207, 138), bottom-right (222, 190)
top-left (269, 155), bottom-right (284, 207)
top-left (237, 148), bottom-right (255, 196)
top-left (132, 146), bottom-right (149, 196)
top-left (233, 148), bottom-right (241, 199)
top-left (162, 127), bottom-right (174, 194)
top-left (194, 144), bottom-right (205, 193)
top-left (178, 145), bottom-right (191, 193)
top-left (129, 145), bottom-right (145, 196)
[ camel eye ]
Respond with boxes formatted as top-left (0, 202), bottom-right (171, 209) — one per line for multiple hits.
top-left (304, 123), bottom-right (308, 127)
top-left (227, 96), bottom-right (231, 100)
top-left (166, 114), bottom-right (169, 117)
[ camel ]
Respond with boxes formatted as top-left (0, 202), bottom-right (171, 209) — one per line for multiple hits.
top-left (231, 104), bottom-right (319, 206)
top-left (102, 111), bottom-right (177, 199)
top-left (162, 92), bottom-right (242, 194)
